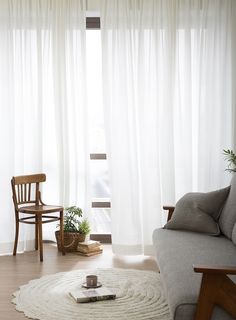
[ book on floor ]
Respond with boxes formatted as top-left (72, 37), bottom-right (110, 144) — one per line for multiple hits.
top-left (69, 287), bottom-right (116, 303)
top-left (77, 240), bottom-right (100, 249)
top-left (77, 245), bottom-right (103, 254)
top-left (76, 248), bottom-right (103, 256)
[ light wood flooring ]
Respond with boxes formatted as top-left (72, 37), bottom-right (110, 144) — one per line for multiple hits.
top-left (0, 242), bottom-right (159, 320)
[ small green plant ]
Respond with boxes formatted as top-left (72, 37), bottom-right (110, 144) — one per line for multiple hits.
top-left (78, 218), bottom-right (91, 234)
top-left (223, 149), bottom-right (236, 173)
top-left (59, 206), bottom-right (90, 234)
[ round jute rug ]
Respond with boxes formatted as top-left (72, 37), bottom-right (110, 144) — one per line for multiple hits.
top-left (12, 268), bottom-right (171, 320)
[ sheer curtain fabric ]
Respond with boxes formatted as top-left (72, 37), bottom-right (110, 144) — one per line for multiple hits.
top-left (101, 0), bottom-right (236, 255)
top-left (0, 0), bottom-right (89, 254)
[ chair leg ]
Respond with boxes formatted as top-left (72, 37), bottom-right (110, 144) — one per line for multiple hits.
top-left (35, 216), bottom-right (38, 250)
top-left (38, 215), bottom-right (43, 262)
top-left (13, 219), bottom-right (19, 256)
top-left (60, 210), bottom-right (65, 255)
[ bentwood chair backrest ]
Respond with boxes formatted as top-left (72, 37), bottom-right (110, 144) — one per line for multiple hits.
top-left (11, 173), bottom-right (46, 209)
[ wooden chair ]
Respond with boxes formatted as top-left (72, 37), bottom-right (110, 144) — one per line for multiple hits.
top-left (11, 173), bottom-right (65, 261)
top-left (163, 206), bottom-right (236, 319)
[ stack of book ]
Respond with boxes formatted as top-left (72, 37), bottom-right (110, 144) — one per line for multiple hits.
top-left (76, 240), bottom-right (103, 256)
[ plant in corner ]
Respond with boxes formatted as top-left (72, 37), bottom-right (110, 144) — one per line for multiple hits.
top-left (223, 149), bottom-right (236, 173)
top-left (55, 206), bottom-right (91, 252)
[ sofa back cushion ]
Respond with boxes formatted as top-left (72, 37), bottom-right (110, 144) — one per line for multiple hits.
top-left (232, 224), bottom-right (236, 245)
top-left (219, 174), bottom-right (236, 239)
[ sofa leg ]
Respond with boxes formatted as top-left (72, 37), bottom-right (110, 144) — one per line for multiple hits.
top-left (195, 274), bottom-right (215, 320)
top-left (195, 273), bottom-right (236, 320)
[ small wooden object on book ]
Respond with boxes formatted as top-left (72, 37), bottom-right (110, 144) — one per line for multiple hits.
top-left (77, 240), bottom-right (103, 256)
top-left (69, 287), bottom-right (116, 303)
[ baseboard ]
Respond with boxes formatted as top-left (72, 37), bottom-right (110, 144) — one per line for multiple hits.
top-left (112, 244), bottom-right (154, 256)
top-left (0, 239), bottom-right (35, 256)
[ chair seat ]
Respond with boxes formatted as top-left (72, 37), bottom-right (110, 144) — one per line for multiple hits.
top-left (19, 205), bottom-right (63, 214)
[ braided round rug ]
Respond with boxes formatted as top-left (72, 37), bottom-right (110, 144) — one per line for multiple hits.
top-left (12, 268), bottom-right (171, 320)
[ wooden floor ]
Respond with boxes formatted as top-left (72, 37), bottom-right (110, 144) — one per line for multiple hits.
top-left (0, 242), bottom-right (159, 320)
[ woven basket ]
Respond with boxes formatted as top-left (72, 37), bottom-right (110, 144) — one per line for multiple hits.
top-left (55, 230), bottom-right (86, 252)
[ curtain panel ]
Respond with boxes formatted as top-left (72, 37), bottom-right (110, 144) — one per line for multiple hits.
top-left (0, 0), bottom-right (89, 254)
top-left (101, 0), bottom-right (236, 255)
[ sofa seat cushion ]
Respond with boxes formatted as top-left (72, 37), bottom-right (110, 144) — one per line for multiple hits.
top-left (153, 228), bottom-right (236, 320)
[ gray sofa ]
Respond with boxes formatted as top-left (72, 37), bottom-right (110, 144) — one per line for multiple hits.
top-left (153, 175), bottom-right (236, 320)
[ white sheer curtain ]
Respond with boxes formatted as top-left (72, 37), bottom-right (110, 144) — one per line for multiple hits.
top-left (101, 0), bottom-right (236, 255)
top-left (0, 0), bottom-right (89, 254)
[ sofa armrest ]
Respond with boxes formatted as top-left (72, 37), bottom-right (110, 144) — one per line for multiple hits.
top-left (193, 264), bottom-right (236, 320)
top-left (163, 206), bottom-right (175, 221)
top-left (193, 264), bottom-right (236, 275)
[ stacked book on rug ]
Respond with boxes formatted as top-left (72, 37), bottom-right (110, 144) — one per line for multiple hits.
top-left (77, 240), bottom-right (103, 256)
top-left (69, 287), bottom-right (116, 303)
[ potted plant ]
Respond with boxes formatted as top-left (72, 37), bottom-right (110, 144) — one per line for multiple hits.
top-left (223, 149), bottom-right (236, 173)
top-left (55, 206), bottom-right (91, 252)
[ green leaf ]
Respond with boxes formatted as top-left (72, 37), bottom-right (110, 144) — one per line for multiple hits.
top-left (223, 149), bottom-right (236, 173)
top-left (56, 206), bottom-right (90, 233)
